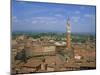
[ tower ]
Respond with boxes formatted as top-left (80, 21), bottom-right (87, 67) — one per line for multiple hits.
top-left (66, 18), bottom-right (71, 49)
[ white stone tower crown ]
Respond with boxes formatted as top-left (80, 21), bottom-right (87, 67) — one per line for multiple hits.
top-left (66, 18), bottom-right (71, 33)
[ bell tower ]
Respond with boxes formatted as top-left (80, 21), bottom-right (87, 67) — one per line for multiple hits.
top-left (66, 18), bottom-right (71, 49)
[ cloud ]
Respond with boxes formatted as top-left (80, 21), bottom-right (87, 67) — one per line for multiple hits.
top-left (80, 6), bottom-right (85, 10)
top-left (31, 16), bottom-right (64, 25)
top-left (54, 14), bottom-right (64, 17)
top-left (12, 16), bottom-right (16, 19)
top-left (26, 16), bottom-right (67, 31)
top-left (75, 11), bottom-right (80, 14)
top-left (84, 14), bottom-right (95, 18)
top-left (84, 14), bottom-right (96, 24)
top-left (12, 16), bottom-right (18, 22)
top-left (71, 16), bottom-right (80, 23)
top-left (32, 20), bottom-right (38, 24)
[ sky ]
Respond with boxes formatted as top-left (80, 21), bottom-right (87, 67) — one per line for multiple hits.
top-left (12, 0), bottom-right (96, 34)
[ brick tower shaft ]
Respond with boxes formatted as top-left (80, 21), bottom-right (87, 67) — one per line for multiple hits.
top-left (67, 33), bottom-right (71, 48)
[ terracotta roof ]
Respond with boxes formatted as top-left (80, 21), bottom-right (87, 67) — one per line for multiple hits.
top-left (22, 58), bottom-right (42, 68)
top-left (79, 62), bottom-right (96, 67)
top-left (64, 62), bottom-right (79, 68)
top-left (45, 55), bottom-right (64, 65)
